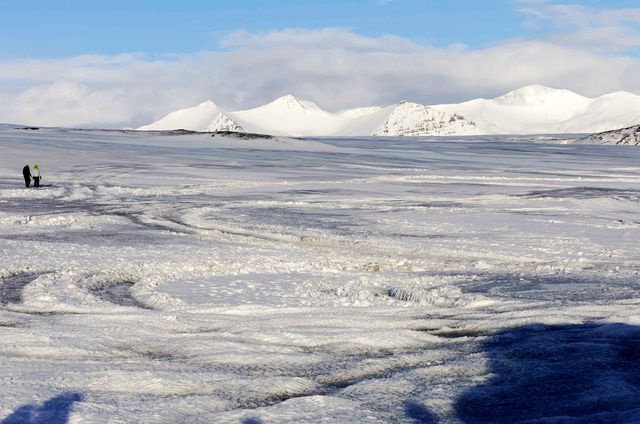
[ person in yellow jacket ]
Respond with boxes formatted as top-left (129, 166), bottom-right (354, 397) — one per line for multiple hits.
top-left (32, 163), bottom-right (42, 188)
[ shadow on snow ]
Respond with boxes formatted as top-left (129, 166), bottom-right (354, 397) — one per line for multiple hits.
top-left (409, 323), bottom-right (640, 423)
top-left (4, 324), bottom-right (640, 423)
top-left (1, 392), bottom-right (83, 424)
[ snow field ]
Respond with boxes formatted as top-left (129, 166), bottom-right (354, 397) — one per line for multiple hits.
top-left (0, 128), bottom-right (639, 422)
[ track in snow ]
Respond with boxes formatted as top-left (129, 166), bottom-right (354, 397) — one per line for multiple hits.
top-left (0, 129), bottom-right (639, 422)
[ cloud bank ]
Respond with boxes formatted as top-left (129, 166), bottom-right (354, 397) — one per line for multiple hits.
top-left (1, 3), bottom-right (639, 128)
top-left (518, 0), bottom-right (640, 52)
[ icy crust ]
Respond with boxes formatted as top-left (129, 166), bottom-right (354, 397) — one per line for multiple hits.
top-left (585, 124), bottom-right (640, 146)
top-left (1, 128), bottom-right (640, 421)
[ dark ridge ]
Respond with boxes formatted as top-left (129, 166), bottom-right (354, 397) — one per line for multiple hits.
top-left (211, 131), bottom-right (274, 140)
top-left (134, 128), bottom-right (201, 135)
top-left (517, 186), bottom-right (640, 200)
top-left (420, 327), bottom-right (487, 339)
top-left (135, 349), bottom-right (186, 362)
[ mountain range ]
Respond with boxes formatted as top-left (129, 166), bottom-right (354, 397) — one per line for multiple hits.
top-left (138, 85), bottom-right (640, 136)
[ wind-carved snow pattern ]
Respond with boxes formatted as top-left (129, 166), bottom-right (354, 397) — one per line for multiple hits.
top-left (1, 128), bottom-right (640, 422)
top-left (585, 124), bottom-right (640, 146)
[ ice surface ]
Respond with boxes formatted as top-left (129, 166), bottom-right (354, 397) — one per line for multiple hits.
top-left (1, 128), bottom-right (640, 422)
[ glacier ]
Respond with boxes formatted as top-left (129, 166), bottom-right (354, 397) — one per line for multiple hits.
top-left (1, 128), bottom-right (640, 422)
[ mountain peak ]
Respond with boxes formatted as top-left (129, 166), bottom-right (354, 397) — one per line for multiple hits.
top-left (268, 95), bottom-right (323, 112)
top-left (373, 101), bottom-right (480, 136)
top-left (137, 99), bottom-right (220, 131)
top-left (277, 94), bottom-right (301, 102)
top-left (496, 85), bottom-right (586, 105)
top-left (395, 100), bottom-right (422, 108)
top-left (181, 99), bottom-right (220, 114)
top-left (599, 91), bottom-right (640, 100)
top-left (199, 99), bottom-right (217, 107)
top-left (206, 112), bottom-right (243, 133)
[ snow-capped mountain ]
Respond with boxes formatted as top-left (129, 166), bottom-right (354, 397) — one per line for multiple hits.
top-left (328, 102), bottom-right (482, 136)
top-left (370, 102), bottom-right (482, 136)
top-left (138, 85), bottom-right (640, 136)
top-left (432, 85), bottom-right (640, 134)
top-left (147, 95), bottom-right (479, 137)
top-left (585, 124), bottom-right (640, 146)
top-left (214, 95), bottom-right (343, 137)
top-left (206, 113), bottom-right (244, 133)
top-left (138, 100), bottom-right (220, 131)
top-left (559, 92), bottom-right (640, 134)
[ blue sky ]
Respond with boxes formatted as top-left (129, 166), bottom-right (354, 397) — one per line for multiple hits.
top-left (1, 0), bottom-right (639, 127)
top-left (1, 0), bottom-right (637, 57)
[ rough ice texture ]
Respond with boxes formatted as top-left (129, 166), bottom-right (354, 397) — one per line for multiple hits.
top-left (1, 128), bottom-right (640, 422)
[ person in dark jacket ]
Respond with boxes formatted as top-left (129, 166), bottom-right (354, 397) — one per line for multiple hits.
top-left (22, 164), bottom-right (31, 188)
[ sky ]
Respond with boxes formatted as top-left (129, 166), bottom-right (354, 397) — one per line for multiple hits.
top-left (1, 0), bottom-right (640, 127)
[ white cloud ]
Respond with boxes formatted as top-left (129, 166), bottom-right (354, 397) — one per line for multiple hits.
top-left (0, 28), bottom-right (639, 128)
top-left (517, 1), bottom-right (640, 52)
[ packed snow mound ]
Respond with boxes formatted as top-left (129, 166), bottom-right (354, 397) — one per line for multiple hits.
top-left (138, 86), bottom-right (640, 136)
top-left (138, 100), bottom-right (220, 131)
top-left (372, 102), bottom-right (482, 136)
top-left (585, 124), bottom-right (640, 146)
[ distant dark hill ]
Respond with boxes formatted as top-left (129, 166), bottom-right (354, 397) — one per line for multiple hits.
top-left (586, 124), bottom-right (640, 146)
